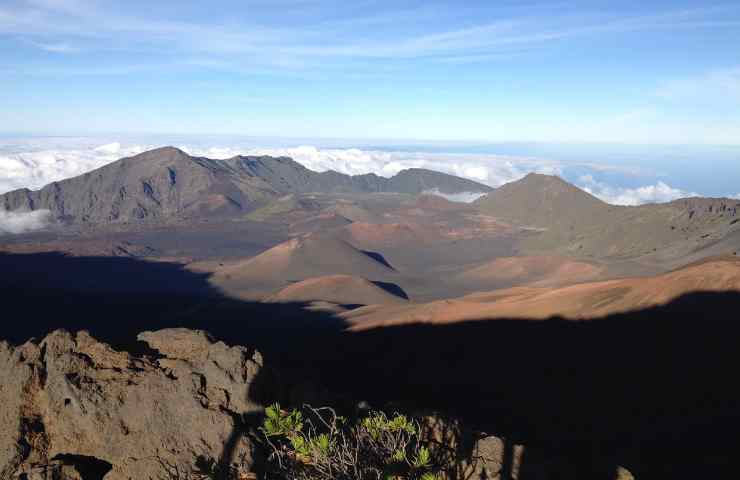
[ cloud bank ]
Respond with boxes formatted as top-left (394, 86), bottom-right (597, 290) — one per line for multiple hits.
top-left (0, 209), bottom-right (52, 235)
top-left (578, 175), bottom-right (697, 206)
top-left (182, 144), bottom-right (564, 189)
top-left (422, 189), bottom-right (488, 203)
top-left (0, 138), bottom-right (701, 207)
top-left (2, 141), bottom-right (545, 195)
top-left (0, 141), bottom-right (147, 194)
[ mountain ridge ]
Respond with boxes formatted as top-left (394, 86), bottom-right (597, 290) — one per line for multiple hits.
top-left (0, 146), bottom-right (492, 224)
top-left (475, 172), bottom-right (740, 260)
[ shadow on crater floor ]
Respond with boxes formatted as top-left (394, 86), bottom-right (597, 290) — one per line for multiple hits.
top-left (3, 252), bottom-right (740, 479)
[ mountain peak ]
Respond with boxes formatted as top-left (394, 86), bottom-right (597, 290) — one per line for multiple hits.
top-left (152, 145), bottom-right (186, 154)
top-left (476, 173), bottom-right (608, 229)
top-left (500, 173), bottom-right (600, 199)
top-left (518, 172), bottom-right (577, 187)
top-left (0, 146), bottom-right (500, 224)
top-left (138, 145), bottom-right (189, 157)
top-left (521, 172), bottom-right (559, 180)
top-left (388, 168), bottom-right (493, 194)
top-left (123, 146), bottom-right (193, 166)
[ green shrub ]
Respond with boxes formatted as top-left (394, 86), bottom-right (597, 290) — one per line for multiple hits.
top-left (261, 403), bottom-right (444, 480)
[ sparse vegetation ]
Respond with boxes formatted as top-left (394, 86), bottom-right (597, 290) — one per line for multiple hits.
top-left (261, 403), bottom-right (445, 480)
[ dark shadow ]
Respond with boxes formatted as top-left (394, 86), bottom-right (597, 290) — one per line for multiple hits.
top-left (50, 454), bottom-right (113, 480)
top-left (371, 280), bottom-right (410, 299)
top-left (0, 251), bottom-right (344, 351)
top-left (4, 252), bottom-right (740, 479)
top-left (306, 293), bottom-right (740, 479)
top-left (361, 250), bottom-right (396, 270)
top-left (0, 251), bottom-right (344, 479)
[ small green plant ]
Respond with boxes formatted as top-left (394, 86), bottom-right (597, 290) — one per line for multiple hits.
top-left (264, 403), bottom-right (304, 437)
top-left (260, 404), bottom-right (445, 480)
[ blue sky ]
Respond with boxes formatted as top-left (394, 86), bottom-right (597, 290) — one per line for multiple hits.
top-left (1, 0), bottom-right (740, 143)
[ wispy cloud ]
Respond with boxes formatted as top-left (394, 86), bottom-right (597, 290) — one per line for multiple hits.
top-left (2, 1), bottom-right (739, 73)
top-left (422, 189), bottom-right (488, 203)
top-left (0, 208), bottom-right (52, 235)
top-left (29, 40), bottom-right (81, 53)
top-left (657, 67), bottom-right (740, 103)
top-left (609, 107), bottom-right (659, 124)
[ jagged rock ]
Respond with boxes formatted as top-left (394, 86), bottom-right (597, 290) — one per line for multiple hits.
top-left (0, 341), bottom-right (34, 478)
top-left (420, 415), bottom-right (525, 480)
top-left (0, 329), bottom-right (265, 479)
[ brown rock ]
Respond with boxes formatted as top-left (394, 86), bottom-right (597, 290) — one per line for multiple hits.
top-left (0, 328), bottom-right (265, 479)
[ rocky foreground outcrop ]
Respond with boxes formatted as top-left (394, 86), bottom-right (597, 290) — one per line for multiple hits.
top-left (0, 329), bottom-right (265, 479)
top-left (0, 327), bottom-right (592, 480)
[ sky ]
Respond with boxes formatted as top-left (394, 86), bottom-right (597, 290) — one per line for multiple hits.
top-left (1, 0), bottom-right (740, 143)
top-left (1, 0), bottom-right (740, 223)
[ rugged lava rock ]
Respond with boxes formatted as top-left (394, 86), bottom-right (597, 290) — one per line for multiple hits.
top-left (0, 329), bottom-right (264, 479)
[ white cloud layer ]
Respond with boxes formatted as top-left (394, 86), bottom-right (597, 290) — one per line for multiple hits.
top-left (94, 142), bottom-right (122, 154)
top-left (2, 140), bottom-right (549, 195)
top-left (422, 189), bottom-right (488, 203)
top-left (0, 138), bottom-right (698, 208)
top-left (578, 175), bottom-right (697, 206)
top-left (0, 209), bottom-right (52, 235)
top-left (180, 144), bottom-right (560, 189)
top-left (0, 141), bottom-right (147, 194)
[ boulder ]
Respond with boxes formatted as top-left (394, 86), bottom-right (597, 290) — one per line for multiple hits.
top-left (0, 328), bottom-right (265, 479)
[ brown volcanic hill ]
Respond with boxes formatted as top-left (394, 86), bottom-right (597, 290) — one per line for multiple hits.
top-left (289, 212), bottom-right (353, 235)
top-left (344, 256), bottom-right (740, 329)
top-left (267, 274), bottom-right (407, 305)
top-left (340, 222), bottom-right (430, 248)
top-left (475, 174), bottom-right (740, 261)
top-left (0, 147), bottom-right (491, 225)
top-left (475, 173), bottom-right (612, 229)
top-left (0, 147), bottom-right (279, 223)
top-left (209, 234), bottom-right (397, 298)
top-left (456, 255), bottom-right (603, 288)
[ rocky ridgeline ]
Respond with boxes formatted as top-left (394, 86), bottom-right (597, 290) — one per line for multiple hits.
top-left (0, 329), bottom-right (265, 479)
top-left (0, 147), bottom-right (491, 225)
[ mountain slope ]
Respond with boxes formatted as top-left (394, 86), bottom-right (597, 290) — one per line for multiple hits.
top-left (476, 173), bottom-right (740, 260)
top-left (344, 255), bottom-right (740, 328)
top-left (267, 274), bottom-right (407, 305)
top-left (208, 233), bottom-right (397, 298)
top-left (0, 147), bottom-right (491, 225)
top-left (455, 255), bottom-right (603, 288)
top-left (0, 147), bottom-right (279, 223)
top-left (475, 173), bottom-right (614, 230)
